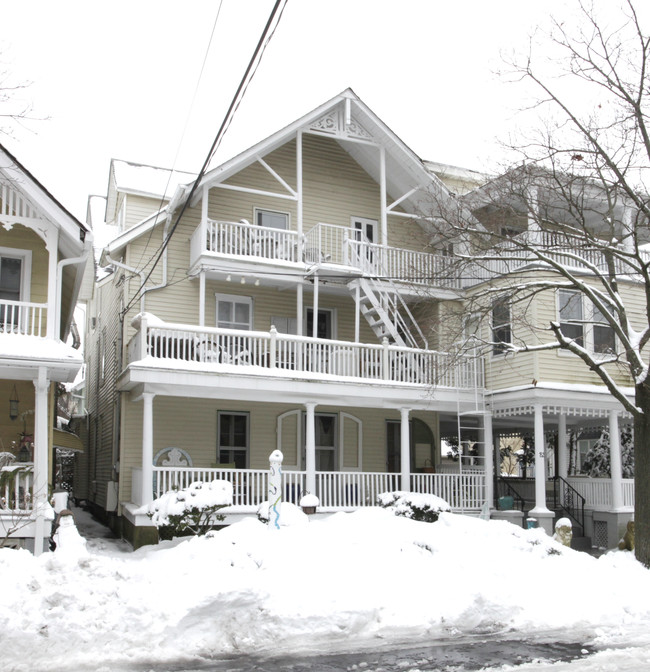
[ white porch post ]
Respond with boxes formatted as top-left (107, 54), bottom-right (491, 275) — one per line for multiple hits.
top-left (609, 410), bottom-right (624, 510)
top-left (380, 145), bottom-right (387, 247)
top-left (33, 368), bottom-right (49, 556)
top-left (46, 228), bottom-right (59, 339)
top-left (557, 413), bottom-right (568, 481)
top-left (297, 130), bottom-right (303, 237)
top-left (354, 284), bottom-right (360, 343)
top-left (141, 392), bottom-right (155, 506)
top-left (199, 270), bottom-right (206, 327)
top-left (531, 404), bottom-right (550, 514)
top-left (400, 408), bottom-right (411, 491)
top-left (305, 402), bottom-right (317, 495)
top-left (482, 411), bottom-right (494, 508)
top-left (312, 276), bottom-right (319, 339)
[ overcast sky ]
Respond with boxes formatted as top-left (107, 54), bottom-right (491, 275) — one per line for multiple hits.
top-left (0, 1), bottom-right (628, 224)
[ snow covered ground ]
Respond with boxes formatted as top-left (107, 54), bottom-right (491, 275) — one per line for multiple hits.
top-left (2, 505), bottom-right (650, 672)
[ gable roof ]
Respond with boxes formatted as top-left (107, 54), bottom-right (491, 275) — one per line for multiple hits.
top-left (105, 159), bottom-right (197, 225)
top-left (186, 88), bottom-right (451, 214)
top-left (0, 142), bottom-right (89, 256)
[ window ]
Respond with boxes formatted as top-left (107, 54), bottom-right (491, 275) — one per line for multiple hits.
top-left (557, 290), bottom-right (615, 355)
top-left (255, 209), bottom-right (288, 230)
top-left (217, 412), bottom-right (249, 468)
top-left (593, 302), bottom-right (615, 354)
top-left (558, 290), bottom-right (584, 346)
top-left (216, 294), bottom-right (252, 330)
top-left (491, 298), bottom-right (512, 354)
top-left (0, 249), bottom-right (31, 331)
top-left (306, 308), bottom-right (334, 339)
top-left (303, 413), bottom-right (338, 471)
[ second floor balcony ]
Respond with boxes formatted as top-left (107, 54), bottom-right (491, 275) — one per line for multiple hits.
top-left (0, 299), bottom-right (47, 337)
top-left (190, 219), bottom-right (462, 290)
top-left (126, 315), bottom-right (483, 390)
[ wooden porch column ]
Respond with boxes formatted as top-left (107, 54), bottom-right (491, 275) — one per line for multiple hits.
top-left (609, 410), bottom-right (624, 511)
top-left (305, 402), bottom-right (317, 494)
top-left (33, 367), bottom-right (49, 556)
top-left (400, 408), bottom-right (410, 491)
top-left (46, 227), bottom-right (59, 339)
top-left (557, 413), bottom-right (568, 481)
top-left (482, 411), bottom-right (494, 509)
top-left (199, 270), bottom-right (206, 327)
top-left (141, 392), bottom-right (155, 506)
top-left (531, 404), bottom-right (551, 514)
top-left (312, 276), bottom-right (319, 339)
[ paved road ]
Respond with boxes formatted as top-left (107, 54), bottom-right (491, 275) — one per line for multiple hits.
top-left (120, 634), bottom-right (591, 672)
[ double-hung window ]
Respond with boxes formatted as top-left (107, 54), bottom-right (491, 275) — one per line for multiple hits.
top-left (558, 289), bottom-right (615, 354)
top-left (558, 289), bottom-right (585, 346)
top-left (593, 302), bottom-right (615, 354)
top-left (0, 249), bottom-right (31, 331)
top-left (491, 298), bottom-right (512, 355)
top-left (216, 294), bottom-right (252, 330)
top-left (217, 411), bottom-right (249, 468)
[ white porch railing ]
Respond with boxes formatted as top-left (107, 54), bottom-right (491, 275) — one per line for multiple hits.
top-left (191, 219), bottom-right (301, 264)
top-left (0, 300), bottom-right (47, 337)
top-left (128, 318), bottom-right (484, 389)
top-left (0, 465), bottom-right (34, 511)
top-left (152, 466), bottom-right (486, 512)
top-left (567, 477), bottom-right (635, 510)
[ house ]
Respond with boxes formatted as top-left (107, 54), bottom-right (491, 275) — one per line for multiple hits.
top-left (82, 89), bottom-right (636, 550)
top-left (0, 143), bottom-right (92, 554)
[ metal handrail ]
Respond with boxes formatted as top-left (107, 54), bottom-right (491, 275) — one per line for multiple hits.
top-left (553, 475), bottom-right (586, 530)
top-left (496, 477), bottom-right (526, 511)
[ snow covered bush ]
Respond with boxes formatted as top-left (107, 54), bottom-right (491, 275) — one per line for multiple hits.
top-left (378, 491), bottom-right (451, 523)
top-left (147, 480), bottom-right (232, 539)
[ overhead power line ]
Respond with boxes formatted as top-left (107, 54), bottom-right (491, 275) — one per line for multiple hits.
top-left (123, 0), bottom-right (288, 316)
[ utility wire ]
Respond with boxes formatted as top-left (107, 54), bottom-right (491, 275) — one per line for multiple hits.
top-left (134, 1), bottom-right (224, 273)
top-left (123, 0), bottom-right (288, 316)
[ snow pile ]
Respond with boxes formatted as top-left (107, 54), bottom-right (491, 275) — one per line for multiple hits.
top-left (1, 510), bottom-right (650, 671)
top-left (146, 479), bottom-right (233, 527)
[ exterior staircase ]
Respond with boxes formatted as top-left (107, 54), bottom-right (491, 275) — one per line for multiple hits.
top-left (351, 276), bottom-right (427, 348)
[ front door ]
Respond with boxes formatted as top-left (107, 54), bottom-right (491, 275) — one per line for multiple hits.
top-left (352, 217), bottom-right (378, 267)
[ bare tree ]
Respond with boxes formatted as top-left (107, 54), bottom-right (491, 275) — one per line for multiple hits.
top-left (419, 1), bottom-right (650, 564)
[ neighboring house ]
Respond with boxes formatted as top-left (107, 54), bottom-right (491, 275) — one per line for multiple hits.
top-left (83, 89), bottom-right (635, 550)
top-left (0, 144), bottom-right (92, 554)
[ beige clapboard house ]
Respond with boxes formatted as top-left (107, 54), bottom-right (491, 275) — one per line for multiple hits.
top-left (0, 144), bottom-right (92, 553)
top-left (80, 90), bottom-right (637, 549)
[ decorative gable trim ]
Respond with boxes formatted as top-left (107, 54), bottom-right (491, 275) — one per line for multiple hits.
top-left (308, 108), bottom-right (373, 142)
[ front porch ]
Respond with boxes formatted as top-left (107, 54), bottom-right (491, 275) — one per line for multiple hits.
top-left (140, 465), bottom-right (486, 514)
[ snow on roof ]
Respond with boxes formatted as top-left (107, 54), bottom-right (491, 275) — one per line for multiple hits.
top-left (112, 160), bottom-right (196, 200)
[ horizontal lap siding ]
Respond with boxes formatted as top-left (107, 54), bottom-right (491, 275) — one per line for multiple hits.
top-left (119, 399), bottom-right (439, 502)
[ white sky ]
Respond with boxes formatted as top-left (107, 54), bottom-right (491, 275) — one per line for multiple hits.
top-left (0, 0), bottom-right (637, 223)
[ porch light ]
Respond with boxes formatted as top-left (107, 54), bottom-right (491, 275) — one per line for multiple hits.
top-left (226, 275), bottom-right (231, 282)
top-left (240, 277), bottom-right (246, 285)
top-left (9, 385), bottom-right (19, 420)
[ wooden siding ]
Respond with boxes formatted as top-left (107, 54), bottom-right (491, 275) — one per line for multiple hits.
top-left (83, 270), bottom-right (124, 509)
top-left (118, 397), bottom-right (438, 504)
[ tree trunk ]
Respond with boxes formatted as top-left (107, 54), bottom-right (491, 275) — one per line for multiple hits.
top-left (634, 383), bottom-right (650, 566)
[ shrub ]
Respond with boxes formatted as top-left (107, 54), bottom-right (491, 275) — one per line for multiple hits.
top-left (378, 491), bottom-right (451, 523)
top-left (147, 480), bottom-right (232, 540)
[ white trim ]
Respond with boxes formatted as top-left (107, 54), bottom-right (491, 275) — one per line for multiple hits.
top-left (340, 412), bottom-right (363, 472)
top-left (215, 293), bottom-right (253, 330)
top-left (216, 410), bottom-right (250, 468)
top-left (277, 409), bottom-right (302, 470)
top-left (350, 216), bottom-right (378, 245)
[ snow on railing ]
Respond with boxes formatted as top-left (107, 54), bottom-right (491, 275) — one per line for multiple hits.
top-left (0, 300), bottom-right (47, 337)
top-left (151, 466), bottom-right (485, 512)
top-left (128, 317), bottom-right (483, 389)
top-left (567, 477), bottom-right (635, 510)
top-left (0, 465), bottom-right (33, 512)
